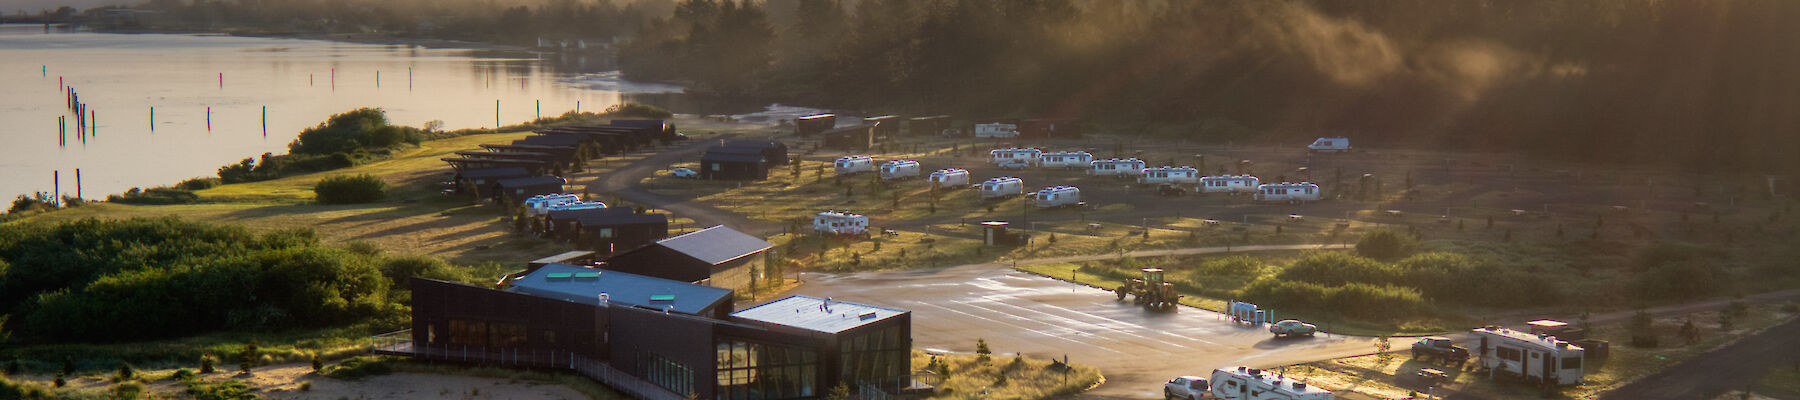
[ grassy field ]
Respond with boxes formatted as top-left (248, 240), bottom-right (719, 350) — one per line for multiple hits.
top-left (911, 349), bottom-right (1103, 400)
top-left (1283, 303), bottom-right (1799, 399)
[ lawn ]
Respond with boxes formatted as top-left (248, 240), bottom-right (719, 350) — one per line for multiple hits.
top-left (911, 349), bottom-right (1103, 400)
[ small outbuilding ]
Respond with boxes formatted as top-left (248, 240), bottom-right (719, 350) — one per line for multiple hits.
top-left (700, 147), bottom-right (771, 181)
top-left (796, 113), bottom-right (836, 137)
top-left (544, 208), bottom-right (670, 252)
top-left (864, 115), bottom-right (901, 139)
top-left (493, 176), bottom-right (566, 203)
top-left (601, 225), bottom-right (772, 284)
top-left (908, 115), bottom-right (950, 136)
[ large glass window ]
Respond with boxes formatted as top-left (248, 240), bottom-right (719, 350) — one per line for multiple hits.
top-left (717, 339), bottom-right (817, 400)
top-left (489, 323), bottom-right (526, 347)
top-left (649, 353), bottom-right (694, 397)
top-left (839, 326), bottom-right (907, 388)
top-left (448, 320), bottom-right (487, 346)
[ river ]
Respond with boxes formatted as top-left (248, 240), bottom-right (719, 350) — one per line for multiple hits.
top-left (0, 24), bottom-right (703, 202)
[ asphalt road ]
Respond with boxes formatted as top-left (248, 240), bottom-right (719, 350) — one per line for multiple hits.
top-left (797, 249), bottom-right (1383, 400)
top-left (1599, 315), bottom-right (1800, 400)
top-left (584, 138), bottom-right (782, 236)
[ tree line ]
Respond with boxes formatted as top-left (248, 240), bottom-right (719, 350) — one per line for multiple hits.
top-left (621, 0), bottom-right (1800, 172)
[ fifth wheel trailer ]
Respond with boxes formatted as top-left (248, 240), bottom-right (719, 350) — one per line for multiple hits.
top-left (1473, 326), bottom-right (1585, 386)
top-left (1209, 366), bottom-right (1334, 400)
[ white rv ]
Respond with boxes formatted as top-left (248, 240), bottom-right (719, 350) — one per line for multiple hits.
top-left (1035, 186), bottom-right (1082, 208)
top-left (1472, 326), bottom-right (1586, 386)
top-left (834, 156), bottom-right (874, 175)
top-left (974, 123), bottom-right (1020, 138)
top-left (523, 194), bottom-right (580, 216)
top-left (1200, 175), bottom-right (1262, 194)
top-left (547, 201), bottom-right (607, 213)
top-left (1209, 366), bottom-right (1334, 400)
top-left (1307, 137), bottom-right (1351, 153)
top-left (981, 177), bottom-right (1025, 199)
top-left (1089, 158), bottom-right (1147, 177)
top-left (928, 169), bottom-right (970, 188)
top-left (1140, 166), bottom-right (1200, 185)
top-left (813, 211), bottom-right (870, 236)
top-left (1039, 151), bottom-right (1094, 169)
top-left (1254, 182), bottom-right (1322, 203)
top-left (880, 160), bottom-right (921, 180)
top-left (990, 148), bottom-right (1042, 167)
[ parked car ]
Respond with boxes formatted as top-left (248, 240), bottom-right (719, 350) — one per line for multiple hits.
top-left (1163, 376), bottom-right (1208, 400)
top-left (671, 167), bottom-right (698, 178)
top-left (1412, 337), bottom-right (1470, 366)
top-left (1269, 319), bottom-right (1317, 337)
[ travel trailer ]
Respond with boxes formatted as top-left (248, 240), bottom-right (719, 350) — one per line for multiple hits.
top-left (813, 211), bottom-right (870, 236)
top-left (1472, 326), bottom-right (1586, 386)
top-left (1307, 137), bottom-right (1351, 153)
top-left (981, 177), bottom-right (1025, 199)
top-left (974, 122), bottom-right (1020, 138)
top-left (1140, 166), bottom-right (1200, 185)
top-left (834, 156), bottom-right (874, 175)
top-left (1209, 366), bottom-right (1334, 400)
top-left (1200, 175), bottom-right (1262, 194)
top-left (928, 169), bottom-right (970, 188)
top-left (1035, 186), bottom-right (1082, 208)
top-left (990, 148), bottom-right (1042, 167)
top-left (1039, 151), bottom-right (1094, 169)
top-left (1089, 158), bottom-right (1147, 177)
top-left (880, 160), bottom-right (922, 180)
top-left (1254, 182), bottom-right (1322, 203)
top-left (523, 194), bottom-right (580, 216)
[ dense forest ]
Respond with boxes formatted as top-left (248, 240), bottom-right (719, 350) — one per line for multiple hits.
top-left (620, 0), bottom-right (1800, 172)
top-left (80, 0), bottom-right (1800, 171)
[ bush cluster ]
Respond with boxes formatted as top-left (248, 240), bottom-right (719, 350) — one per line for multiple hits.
top-left (312, 174), bottom-right (388, 204)
top-left (218, 152), bottom-right (360, 184)
top-left (288, 108), bottom-right (424, 156)
top-left (602, 102), bottom-right (674, 119)
top-left (1355, 229), bottom-right (1418, 260)
top-left (1238, 277), bottom-right (1427, 321)
top-left (107, 187), bottom-right (201, 205)
top-left (0, 218), bottom-right (461, 343)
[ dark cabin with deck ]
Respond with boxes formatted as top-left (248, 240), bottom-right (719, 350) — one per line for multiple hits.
top-left (601, 225), bottom-right (772, 284)
top-left (610, 119), bottom-right (681, 142)
top-left (820, 123), bottom-right (876, 150)
top-left (492, 176), bottom-right (566, 203)
top-left (908, 115), bottom-right (950, 136)
top-left (453, 167), bottom-right (532, 196)
top-left (796, 114), bottom-right (836, 137)
top-left (545, 208), bottom-right (670, 252)
top-left (699, 147), bottom-right (769, 181)
top-left (863, 115), bottom-right (900, 139)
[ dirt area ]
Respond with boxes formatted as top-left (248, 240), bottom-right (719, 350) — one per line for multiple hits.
top-left (7, 362), bottom-right (589, 400)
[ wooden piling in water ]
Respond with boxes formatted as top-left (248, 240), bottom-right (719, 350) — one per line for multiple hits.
top-left (537, 100), bottom-right (541, 119)
top-left (90, 109), bottom-right (95, 136)
top-left (75, 169), bottom-right (81, 200)
top-left (408, 67), bottom-right (413, 91)
top-left (376, 70), bottom-right (380, 88)
top-left (149, 106), bottom-right (154, 131)
top-left (219, 72), bottom-right (223, 89)
top-left (53, 171), bottom-right (59, 206)
top-left (206, 106), bottom-right (212, 131)
top-left (495, 100), bottom-right (501, 129)
top-left (576, 101), bottom-right (581, 113)
top-left (262, 106), bottom-right (267, 137)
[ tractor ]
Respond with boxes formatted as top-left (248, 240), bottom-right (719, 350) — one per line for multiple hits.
top-left (1115, 268), bottom-right (1181, 311)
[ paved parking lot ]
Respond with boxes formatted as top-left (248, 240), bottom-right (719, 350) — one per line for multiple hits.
top-left (799, 263), bottom-right (1384, 399)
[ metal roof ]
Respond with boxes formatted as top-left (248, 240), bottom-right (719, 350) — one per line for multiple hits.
top-left (547, 207), bottom-right (667, 226)
top-left (507, 264), bottom-right (730, 315)
top-left (496, 176), bottom-right (566, 188)
top-left (654, 225), bottom-right (771, 266)
top-left (731, 295), bottom-right (908, 334)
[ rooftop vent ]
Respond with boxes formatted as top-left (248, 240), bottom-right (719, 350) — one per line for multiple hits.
top-left (546, 273), bottom-right (574, 280)
top-left (649, 294), bottom-right (676, 302)
top-left (859, 311), bottom-right (878, 320)
top-left (1292, 382), bottom-right (1306, 389)
top-left (574, 272), bottom-right (601, 279)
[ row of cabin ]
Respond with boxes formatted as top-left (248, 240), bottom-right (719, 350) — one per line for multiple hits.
top-left (445, 119), bottom-right (679, 203)
top-left (798, 113), bottom-right (1075, 141)
top-left (698, 140), bottom-right (790, 180)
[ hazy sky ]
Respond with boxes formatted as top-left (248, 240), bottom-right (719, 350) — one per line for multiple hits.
top-left (6, 0), bottom-right (132, 14)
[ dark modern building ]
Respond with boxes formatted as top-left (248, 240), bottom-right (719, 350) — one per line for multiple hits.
top-left (611, 119), bottom-right (681, 142)
top-left (453, 167), bottom-right (532, 196)
top-left (796, 114), bottom-right (836, 137)
top-left (400, 265), bottom-right (913, 400)
top-left (492, 176), bottom-right (566, 203)
top-left (602, 225), bottom-right (772, 284)
top-left (700, 146), bottom-right (772, 181)
top-left (907, 115), bottom-right (950, 136)
top-left (820, 123), bottom-right (877, 150)
top-left (724, 140), bottom-right (791, 166)
top-left (863, 115), bottom-right (900, 139)
top-left (544, 207), bottom-right (671, 252)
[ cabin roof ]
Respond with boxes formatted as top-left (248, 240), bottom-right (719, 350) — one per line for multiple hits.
top-left (651, 225), bottom-right (772, 266)
top-left (458, 167), bottom-right (532, 180)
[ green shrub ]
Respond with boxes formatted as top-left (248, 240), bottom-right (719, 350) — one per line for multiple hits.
top-left (184, 379), bottom-right (257, 400)
top-left (602, 102), bottom-right (674, 119)
top-left (1355, 229), bottom-right (1417, 260)
top-left (289, 108), bottom-right (424, 156)
top-left (1237, 277), bottom-right (1428, 321)
top-left (7, 193), bottom-right (56, 214)
top-left (171, 368), bottom-right (196, 381)
top-left (199, 355), bottom-right (216, 374)
top-left (313, 174), bottom-right (387, 204)
top-left (1196, 255), bottom-right (1266, 277)
top-left (107, 187), bottom-right (201, 205)
top-left (1277, 252), bottom-right (1397, 287)
top-left (1632, 262), bottom-right (1723, 301)
top-left (176, 177), bottom-right (222, 190)
top-left (326, 356), bottom-right (393, 380)
top-left (113, 381), bottom-right (145, 399)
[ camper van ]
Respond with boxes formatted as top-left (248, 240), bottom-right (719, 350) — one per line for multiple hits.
top-left (1140, 166), bottom-right (1201, 185)
top-left (975, 123), bottom-right (1020, 138)
top-left (1200, 175), bottom-right (1262, 194)
top-left (1255, 182), bottom-right (1323, 203)
top-left (1307, 137), bottom-right (1351, 153)
top-left (990, 148), bottom-right (1042, 167)
top-left (1472, 326), bottom-right (1586, 386)
top-left (834, 156), bottom-right (875, 175)
top-left (981, 177), bottom-right (1025, 199)
top-left (1039, 151), bottom-right (1094, 169)
top-left (1089, 158), bottom-right (1147, 177)
top-left (929, 169), bottom-right (971, 188)
top-left (1035, 186), bottom-right (1082, 208)
top-left (880, 160), bottom-right (922, 180)
top-left (1209, 366), bottom-right (1334, 400)
top-left (523, 194), bottom-right (580, 216)
top-left (813, 211), bottom-right (870, 236)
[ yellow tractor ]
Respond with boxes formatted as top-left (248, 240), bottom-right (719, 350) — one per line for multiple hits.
top-left (1115, 268), bottom-right (1180, 311)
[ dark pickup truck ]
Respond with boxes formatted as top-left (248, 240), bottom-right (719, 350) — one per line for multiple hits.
top-left (1411, 337), bottom-right (1470, 366)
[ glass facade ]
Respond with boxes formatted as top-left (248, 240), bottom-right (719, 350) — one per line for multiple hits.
top-left (648, 353), bottom-right (695, 397)
top-left (839, 325), bottom-right (907, 387)
top-left (716, 339), bottom-right (817, 400)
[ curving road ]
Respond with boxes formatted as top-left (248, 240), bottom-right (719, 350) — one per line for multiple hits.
top-left (583, 138), bottom-right (782, 236)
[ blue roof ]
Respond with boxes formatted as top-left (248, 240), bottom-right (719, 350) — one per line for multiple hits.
top-left (731, 295), bottom-right (908, 334)
top-left (507, 264), bottom-right (731, 315)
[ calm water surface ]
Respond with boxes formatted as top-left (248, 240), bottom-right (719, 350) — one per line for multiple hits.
top-left (0, 25), bottom-right (686, 201)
